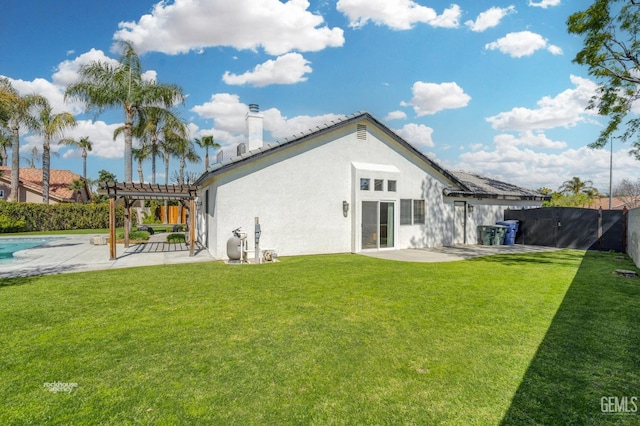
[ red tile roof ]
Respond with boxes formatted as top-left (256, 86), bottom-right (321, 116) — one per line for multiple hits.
top-left (0, 166), bottom-right (85, 202)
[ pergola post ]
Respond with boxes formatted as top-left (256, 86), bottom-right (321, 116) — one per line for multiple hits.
top-left (109, 197), bottom-right (116, 260)
top-left (189, 198), bottom-right (196, 257)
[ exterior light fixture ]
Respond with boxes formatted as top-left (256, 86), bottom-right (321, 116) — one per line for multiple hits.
top-left (467, 204), bottom-right (474, 213)
top-left (343, 200), bottom-right (349, 217)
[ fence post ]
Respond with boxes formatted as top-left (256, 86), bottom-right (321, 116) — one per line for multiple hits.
top-left (598, 208), bottom-right (603, 251)
top-left (623, 206), bottom-right (628, 253)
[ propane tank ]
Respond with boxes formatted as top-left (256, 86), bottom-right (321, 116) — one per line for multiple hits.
top-left (227, 235), bottom-right (242, 260)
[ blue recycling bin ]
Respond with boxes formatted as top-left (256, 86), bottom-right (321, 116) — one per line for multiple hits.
top-left (496, 220), bottom-right (519, 245)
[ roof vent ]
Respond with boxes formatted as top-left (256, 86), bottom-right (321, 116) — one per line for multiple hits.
top-left (216, 150), bottom-right (224, 164)
top-left (237, 143), bottom-right (247, 156)
top-left (357, 124), bottom-right (367, 140)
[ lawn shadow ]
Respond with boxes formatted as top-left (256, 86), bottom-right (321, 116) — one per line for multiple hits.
top-left (500, 251), bottom-right (640, 425)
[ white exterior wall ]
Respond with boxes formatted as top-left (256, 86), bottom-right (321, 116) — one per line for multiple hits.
top-left (628, 207), bottom-right (640, 268)
top-left (199, 120), bottom-right (455, 259)
top-left (461, 200), bottom-right (541, 244)
top-left (197, 118), bottom-right (544, 259)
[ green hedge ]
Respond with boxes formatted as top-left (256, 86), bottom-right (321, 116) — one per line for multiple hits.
top-left (0, 201), bottom-right (125, 232)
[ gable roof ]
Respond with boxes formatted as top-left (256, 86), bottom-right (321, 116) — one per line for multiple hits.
top-left (0, 166), bottom-right (88, 202)
top-left (196, 111), bottom-right (460, 184)
top-left (445, 170), bottom-right (548, 201)
top-left (195, 111), bottom-right (546, 201)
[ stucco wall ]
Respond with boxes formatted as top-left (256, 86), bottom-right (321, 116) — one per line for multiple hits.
top-left (628, 207), bottom-right (640, 268)
top-left (197, 118), bottom-right (543, 259)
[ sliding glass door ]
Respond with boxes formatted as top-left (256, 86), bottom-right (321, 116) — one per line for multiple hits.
top-left (361, 201), bottom-right (395, 250)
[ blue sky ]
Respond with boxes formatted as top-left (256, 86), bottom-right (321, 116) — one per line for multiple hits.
top-left (1, 0), bottom-right (638, 192)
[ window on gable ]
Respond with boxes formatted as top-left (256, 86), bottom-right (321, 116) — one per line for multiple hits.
top-left (388, 180), bottom-right (396, 192)
top-left (360, 178), bottom-right (370, 190)
top-left (374, 179), bottom-right (384, 191)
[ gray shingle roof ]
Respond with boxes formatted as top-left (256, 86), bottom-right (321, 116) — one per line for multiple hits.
top-left (445, 170), bottom-right (548, 201)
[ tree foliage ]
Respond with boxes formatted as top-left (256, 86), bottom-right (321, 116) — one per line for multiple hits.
top-left (568, 0), bottom-right (640, 159)
top-left (65, 41), bottom-right (185, 183)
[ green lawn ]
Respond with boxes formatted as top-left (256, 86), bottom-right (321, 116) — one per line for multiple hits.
top-left (1, 250), bottom-right (638, 425)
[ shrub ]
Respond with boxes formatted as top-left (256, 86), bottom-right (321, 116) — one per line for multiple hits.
top-left (166, 233), bottom-right (186, 243)
top-left (0, 215), bottom-right (26, 233)
top-left (115, 230), bottom-right (150, 241)
top-left (0, 201), bottom-right (124, 232)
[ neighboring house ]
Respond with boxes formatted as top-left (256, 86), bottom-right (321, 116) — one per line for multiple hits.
top-left (195, 110), bottom-right (547, 260)
top-left (0, 166), bottom-right (91, 203)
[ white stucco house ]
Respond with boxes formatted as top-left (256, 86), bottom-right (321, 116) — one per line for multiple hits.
top-left (195, 108), bottom-right (546, 260)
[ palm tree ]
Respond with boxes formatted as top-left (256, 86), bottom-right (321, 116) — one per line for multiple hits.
top-left (26, 146), bottom-right (41, 168)
top-left (65, 41), bottom-right (185, 183)
top-left (0, 128), bottom-right (10, 166)
top-left (132, 145), bottom-right (151, 183)
top-left (59, 136), bottom-right (93, 180)
top-left (558, 177), bottom-right (594, 195)
top-left (173, 136), bottom-right (201, 185)
top-left (195, 135), bottom-right (220, 171)
top-left (34, 102), bottom-right (77, 204)
top-left (68, 179), bottom-right (87, 203)
top-left (0, 77), bottom-right (47, 202)
top-left (132, 106), bottom-right (186, 184)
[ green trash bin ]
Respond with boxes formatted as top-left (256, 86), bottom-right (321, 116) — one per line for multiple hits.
top-left (477, 225), bottom-right (495, 245)
top-left (492, 225), bottom-right (507, 245)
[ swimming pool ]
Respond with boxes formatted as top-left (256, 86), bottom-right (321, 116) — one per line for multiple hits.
top-left (0, 238), bottom-right (59, 262)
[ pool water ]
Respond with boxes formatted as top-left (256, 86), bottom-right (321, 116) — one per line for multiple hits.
top-left (0, 238), bottom-right (57, 261)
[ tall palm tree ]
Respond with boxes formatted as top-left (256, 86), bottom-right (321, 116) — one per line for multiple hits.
top-left (195, 135), bottom-right (220, 171)
top-left (34, 102), bottom-right (77, 204)
top-left (59, 136), bottom-right (93, 180)
top-left (65, 41), bottom-right (185, 183)
top-left (132, 106), bottom-right (186, 184)
top-left (0, 77), bottom-right (47, 202)
top-left (558, 177), bottom-right (594, 195)
top-left (26, 146), bottom-right (41, 168)
top-left (132, 145), bottom-right (151, 183)
top-left (173, 136), bottom-right (201, 185)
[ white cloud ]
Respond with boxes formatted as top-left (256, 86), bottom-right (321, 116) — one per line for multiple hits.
top-left (222, 53), bottom-right (312, 87)
top-left (113, 0), bottom-right (344, 56)
top-left (4, 77), bottom-right (74, 115)
top-left (265, 111), bottom-right (345, 140)
top-left (465, 6), bottom-right (515, 32)
top-left (528, 0), bottom-right (561, 9)
top-left (485, 31), bottom-right (562, 58)
top-left (190, 93), bottom-right (344, 144)
top-left (22, 119), bottom-right (124, 160)
top-left (385, 110), bottom-right (407, 120)
top-left (401, 81), bottom-right (471, 116)
top-left (486, 75), bottom-right (598, 131)
top-left (394, 123), bottom-right (434, 149)
top-left (336, 0), bottom-right (461, 30)
top-left (452, 144), bottom-right (639, 192)
top-left (493, 131), bottom-right (567, 149)
top-left (52, 48), bottom-right (119, 88)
